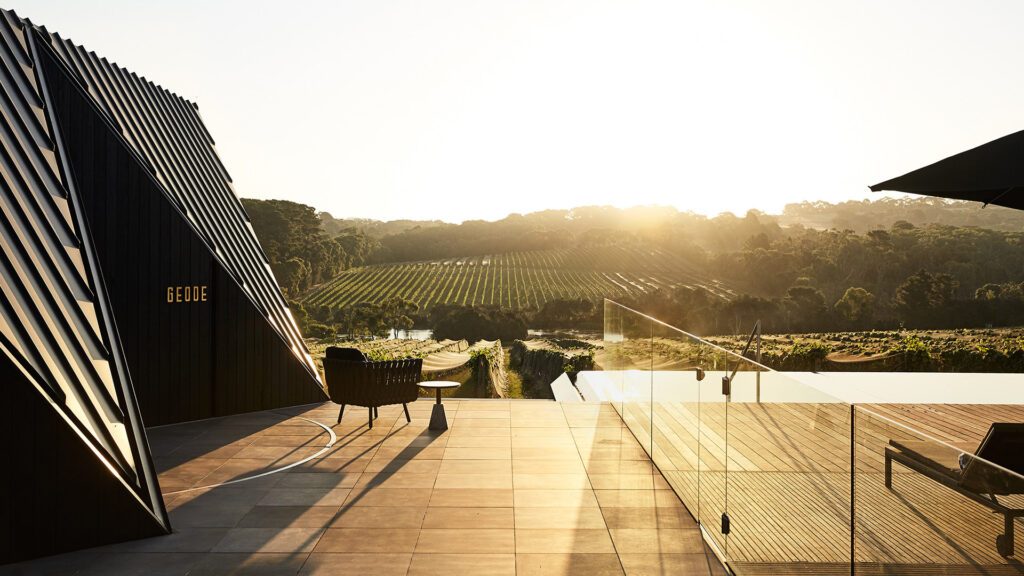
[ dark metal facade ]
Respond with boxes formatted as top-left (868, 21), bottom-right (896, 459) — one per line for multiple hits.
top-left (0, 7), bottom-right (326, 562)
top-left (39, 27), bottom-right (321, 386)
top-left (0, 10), bottom-right (168, 562)
top-left (39, 45), bottom-right (326, 425)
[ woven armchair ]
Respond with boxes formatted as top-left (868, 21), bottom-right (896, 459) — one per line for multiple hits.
top-left (322, 347), bottom-right (422, 429)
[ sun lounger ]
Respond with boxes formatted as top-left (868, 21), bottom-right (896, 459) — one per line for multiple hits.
top-left (885, 423), bottom-right (1024, 556)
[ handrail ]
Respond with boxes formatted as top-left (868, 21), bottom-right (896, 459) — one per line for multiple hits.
top-left (604, 298), bottom-right (777, 373)
top-left (605, 297), bottom-right (1024, 483)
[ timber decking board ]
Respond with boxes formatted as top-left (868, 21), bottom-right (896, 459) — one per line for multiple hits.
top-left (621, 400), bottom-right (1024, 574)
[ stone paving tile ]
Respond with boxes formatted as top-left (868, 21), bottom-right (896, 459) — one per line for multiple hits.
top-left (513, 459), bottom-right (587, 475)
top-left (514, 489), bottom-right (600, 508)
top-left (98, 527), bottom-right (229, 553)
top-left (237, 505), bottom-right (341, 528)
top-left (408, 553), bottom-right (517, 576)
top-left (443, 446), bottom-right (513, 460)
top-left (415, 528), bottom-right (515, 553)
top-left (514, 507), bottom-right (608, 529)
top-left (515, 529), bottom-right (617, 554)
top-left (429, 488), bottom-right (514, 507)
top-left (329, 506), bottom-right (427, 528)
top-left (212, 527), bottom-right (324, 553)
top-left (512, 427), bottom-right (574, 438)
top-left (457, 410), bottom-right (514, 419)
top-left (608, 528), bottom-right (705, 554)
top-left (353, 472), bottom-right (439, 489)
top-left (76, 552), bottom-right (202, 576)
top-left (513, 447), bottom-right (583, 460)
top-left (451, 419), bottom-right (515, 429)
top-left (513, 473), bottom-right (592, 489)
top-left (599, 507), bottom-right (695, 529)
top-left (512, 436), bottom-right (577, 448)
top-left (587, 474), bottom-right (669, 490)
top-left (438, 459), bottom-right (512, 475)
top-left (300, 553), bottom-right (412, 575)
top-left (278, 472), bottom-right (362, 488)
top-left (422, 506), bottom-right (515, 529)
top-left (344, 487), bottom-right (433, 507)
top-left (434, 473), bottom-right (513, 489)
top-left (10, 401), bottom-right (722, 576)
top-left (168, 501), bottom-right (256, 528)
top-left (259, 487), bottom-right (352, 506)
top-left (583, 460), bottom-right (655, 475)
top-left (618, 553), bottom-right (713, 575)
top-left (449, 426), bottom-right (513, 437)
top-left (515, 553), bottom-right (625, 576)
top-left (446, 435), bottom-right (512, 448)
top-left (314, 528), bottom-right (419, 553)
top-left (189, 552), bottom-right (309, 575)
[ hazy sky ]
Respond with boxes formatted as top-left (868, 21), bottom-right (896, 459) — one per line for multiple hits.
top-left (18, 1), bottom-right (1024, 222)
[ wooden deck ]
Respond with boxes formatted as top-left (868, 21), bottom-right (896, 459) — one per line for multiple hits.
top-left (616, 400), bottom-right (1024, 575)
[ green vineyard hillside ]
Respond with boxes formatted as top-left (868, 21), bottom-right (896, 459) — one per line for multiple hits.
top-left (304, 245), bottom-right (731, 311)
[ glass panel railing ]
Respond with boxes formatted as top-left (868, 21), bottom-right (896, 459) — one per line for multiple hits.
top-left (728, 355), bottom-right (851, 574)
top-left (603, 299), bottom-right (852, 573)
top-left (854, 406), bottom-right (1024, 574)
top-left (601, 299), bottom-right (1023, 575)
top-left (698, 341), bottom-right (731, 558)
top-left (649, 320), bottom-right (705, 528)
top-left (602, 299), bottom-right (653, 457)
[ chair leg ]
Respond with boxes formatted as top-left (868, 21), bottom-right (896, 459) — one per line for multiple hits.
top-left (998, 514), bottom-right (1015, 556)
top-left (337, 404), bottom-right (345, 425)
top-left (403, 403), bottom-right (411, 423)
top-left (373, 406), bottom-right (379, 419)
top-left (368, 407), bottom-right (374, 430)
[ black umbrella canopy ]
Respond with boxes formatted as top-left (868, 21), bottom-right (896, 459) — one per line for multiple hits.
top-left (870, 130), bottom-right (1024, 210)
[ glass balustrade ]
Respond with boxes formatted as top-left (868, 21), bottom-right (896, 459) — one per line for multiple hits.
top-left (601, 299), bottom-right (1024, 575)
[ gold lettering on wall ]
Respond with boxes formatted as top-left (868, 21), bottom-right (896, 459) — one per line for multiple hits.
top-left (166, 285), bottom-right (209, 303)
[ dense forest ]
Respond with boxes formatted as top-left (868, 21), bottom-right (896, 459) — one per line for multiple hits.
top-left (241, 197), bottom-right (1024, 338)
top-left (779, 197), bottom-right (1024, 232)
top-left (241, 199), bottom-right (377, 296)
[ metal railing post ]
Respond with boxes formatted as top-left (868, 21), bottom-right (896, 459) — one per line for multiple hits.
top-left (755, 320), bottom-right (761, 403)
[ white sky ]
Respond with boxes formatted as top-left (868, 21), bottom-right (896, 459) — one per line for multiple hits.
top-left (18, 0), bottom-right (1024, 223)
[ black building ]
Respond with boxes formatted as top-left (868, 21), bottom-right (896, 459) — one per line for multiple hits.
top-left (0, 9), bottom-right (326, 562)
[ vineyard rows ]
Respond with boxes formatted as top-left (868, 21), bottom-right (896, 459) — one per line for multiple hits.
top-left (305, 245), bottom-right (734, 311)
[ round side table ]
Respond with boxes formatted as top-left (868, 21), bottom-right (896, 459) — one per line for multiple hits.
top-left (417, 380), bottom-right (460, 431)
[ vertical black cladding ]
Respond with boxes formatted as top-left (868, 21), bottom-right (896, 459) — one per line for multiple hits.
top-left (0, 354), bottom-right (167, 563)
top-left (0, 8), bottom-right (168, 563)
top-left (0, 6), bottom-right (327, 564)
top-left (36, 35), bottom-right (326, 426)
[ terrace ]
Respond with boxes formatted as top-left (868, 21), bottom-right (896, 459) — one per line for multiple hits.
top-left (7, 301), bottom-right (1024, 576)
top-left (4, 399), bottom-right (725, 575)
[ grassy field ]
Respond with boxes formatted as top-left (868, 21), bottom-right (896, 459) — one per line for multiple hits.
top-left (304, 244), bottom-right (730, 311)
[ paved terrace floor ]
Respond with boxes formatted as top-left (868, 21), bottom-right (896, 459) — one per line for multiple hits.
top-left (3, 400), bottom-right (725, 576)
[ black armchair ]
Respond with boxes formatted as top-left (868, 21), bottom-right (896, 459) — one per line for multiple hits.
top-left (322, 347), bottom-right (422, 429)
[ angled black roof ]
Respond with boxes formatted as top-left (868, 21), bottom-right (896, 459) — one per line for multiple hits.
top-left (32, 23), bottom-right (320, 381)
top-left (0, 8), bottom-right (167, 527)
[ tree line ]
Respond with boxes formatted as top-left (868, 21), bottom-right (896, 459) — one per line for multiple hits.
top-left (241, 199), bottom-right (377, 296)
top-left (244, 196), bottom-right (1024, 338)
